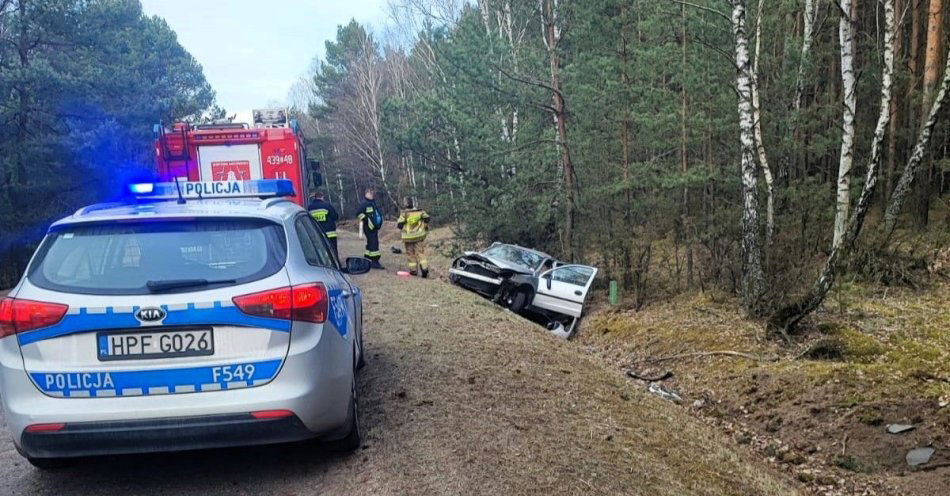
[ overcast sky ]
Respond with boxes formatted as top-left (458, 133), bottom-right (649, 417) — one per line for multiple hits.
top-left (140, 0), bottom-right (389, 116)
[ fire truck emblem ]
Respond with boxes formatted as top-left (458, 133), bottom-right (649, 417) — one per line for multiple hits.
top-left (211, 160), bottom-right (251, 180)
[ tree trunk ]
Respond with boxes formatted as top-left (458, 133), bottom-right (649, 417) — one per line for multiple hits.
top-left (922, 0), bottom-right (944, 107)
top-left (620, 2), bottom-right (632, 221)
top-left (909, 0), bottom-right (922, 130)
top-left (883, 50), bottom-right (950, 234)
top-left (771, 0), bottom-right (897, 335)
top-left (681, 2), bottom-right (694, 287)
top-left (833, 0), bottom-right (857, 249)
top-left (541, 0), bottom-right (577, 261)
top-left (794, 0), bottom-right (820, 111)
top-left (752, 0), bottom-right (775, 245)
top-left (885, 0), bottom-right (903, 202)
top-left (911, 0), bottom-right (943, 227)
top-left (731, 0), bottom-right (765, 315)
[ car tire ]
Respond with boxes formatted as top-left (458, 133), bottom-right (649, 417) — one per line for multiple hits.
top-left (27, 456), bottom-right (72, 470)
top-left (325, 378), bottom-right (361, 453)
top-left (355, 325), bottom-right (366, 370)
top-left (508, 290), bottom-right (529, 313)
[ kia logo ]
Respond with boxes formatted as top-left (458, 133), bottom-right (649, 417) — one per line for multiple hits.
top-left (135, 307), bottom-right (166, 323)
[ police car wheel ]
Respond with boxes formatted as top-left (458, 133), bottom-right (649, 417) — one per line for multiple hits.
top-left (355, 326), bottom-right (366, 370)
top-left (325, 379), bottom-right (361, 453)
top-left (27, 456), bottom-right (73, 470)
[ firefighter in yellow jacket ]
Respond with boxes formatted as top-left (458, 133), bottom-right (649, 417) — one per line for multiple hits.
top-left (396, 197), bottom-right (431, 277)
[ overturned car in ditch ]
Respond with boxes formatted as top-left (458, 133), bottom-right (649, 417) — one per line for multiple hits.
top-left (448, 242), bottom-right (597, 338)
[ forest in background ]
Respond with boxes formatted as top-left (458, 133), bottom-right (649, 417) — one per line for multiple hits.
top-left (0, 0), bottom-right (946, 334)
top-left (0, 0), bottom-right (214, 286)
top-left (294, 0), bottom-right (950, 332)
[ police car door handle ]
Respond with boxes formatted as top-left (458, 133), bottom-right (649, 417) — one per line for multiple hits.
top-left (574, 290), bottom-right (582, 296)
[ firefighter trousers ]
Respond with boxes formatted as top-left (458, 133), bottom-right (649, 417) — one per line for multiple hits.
top-left (328, 237), bottom-right (339, 261)
top-left (364, 229), bottom-right (381, 261)
top-left (404, 240), bottom-right (428, 274)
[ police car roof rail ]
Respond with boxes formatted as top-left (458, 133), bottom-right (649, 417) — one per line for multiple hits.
top-left (259, 197), bottom-right (295, 210)
top-left (74, 202), bottom-right (126, 217)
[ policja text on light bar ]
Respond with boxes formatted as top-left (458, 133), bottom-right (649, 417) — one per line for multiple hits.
top-left (129, 179), bottom-right (295, 200)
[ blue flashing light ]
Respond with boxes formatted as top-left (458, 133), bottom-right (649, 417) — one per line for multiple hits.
top-left (129, 183), bottom-right (154, 194)
top-left (131, 179), bottom-right (295, 200)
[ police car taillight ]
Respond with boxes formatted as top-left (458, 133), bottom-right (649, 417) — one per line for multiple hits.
top-left (24, 423), bottom-right (66, 433)
top-left (250, 409), bottom-right (294, 420)
top-left (0, 297), bottom-right (68, 338)
top-left (232, 283), bottom-right (327, 324)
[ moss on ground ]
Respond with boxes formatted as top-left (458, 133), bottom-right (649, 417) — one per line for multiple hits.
top-left (577, 278), bottom-right (949, 494)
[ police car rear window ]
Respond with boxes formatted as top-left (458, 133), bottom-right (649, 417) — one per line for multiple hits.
top-left (28, 219), bottom-right (286, 295)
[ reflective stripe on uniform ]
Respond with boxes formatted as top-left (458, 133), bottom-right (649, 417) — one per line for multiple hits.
top-left (365, 250), bottom-right (381, 257)
top-left (310, 209), bottom-right (329, 221)
top-left (325, 231), bottom-right (337, 238)
top-left (398, 209), bottom-right (429, 241)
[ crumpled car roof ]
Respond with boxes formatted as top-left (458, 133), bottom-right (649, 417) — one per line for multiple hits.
top-left (462, 252), bottom-right (532, 274)
top-left (470, 243), bottom-right (555, 273)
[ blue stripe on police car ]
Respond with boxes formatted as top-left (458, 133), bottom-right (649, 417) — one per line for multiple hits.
top-left (31, 359), bottom-right (282, 397)
top-left (327, 289), bottom-right (348, 337)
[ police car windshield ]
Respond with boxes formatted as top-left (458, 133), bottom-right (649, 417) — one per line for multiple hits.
top-left (28, 219), bottom-right (286, 295)
top-left (482, 244), bottom-right (544, 271)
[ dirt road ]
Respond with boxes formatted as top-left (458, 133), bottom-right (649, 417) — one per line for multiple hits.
top-left (0, 230), bottom-right (798, 495)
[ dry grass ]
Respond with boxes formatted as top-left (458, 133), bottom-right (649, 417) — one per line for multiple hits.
top-left (341, 226), bottom-right (799, 495)
top-left (576, 278), bottom-right (950, 495)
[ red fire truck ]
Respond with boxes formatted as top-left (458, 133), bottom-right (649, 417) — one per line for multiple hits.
top-left (154, 109), bottom-right (321, 207)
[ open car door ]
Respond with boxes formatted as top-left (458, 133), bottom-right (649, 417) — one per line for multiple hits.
top-left (532, 265), bottom-right (598, 318)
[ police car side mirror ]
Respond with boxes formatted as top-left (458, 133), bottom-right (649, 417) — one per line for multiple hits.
top-left (544, 274), bottom-right (552, 290)
top-left (344, 257), bottom-right (372, 275)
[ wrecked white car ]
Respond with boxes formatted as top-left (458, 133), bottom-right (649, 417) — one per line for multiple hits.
top-left (448, 243), bottom-right (597, 338)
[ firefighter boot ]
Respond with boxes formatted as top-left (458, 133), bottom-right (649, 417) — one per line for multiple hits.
top-left (417, 241), bottom-right (429, 278)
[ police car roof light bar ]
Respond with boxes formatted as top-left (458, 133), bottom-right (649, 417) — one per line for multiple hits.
top-left (173, 176), bottom-right (186, 204)
top-left (130, 179), bottom-right (296, 201)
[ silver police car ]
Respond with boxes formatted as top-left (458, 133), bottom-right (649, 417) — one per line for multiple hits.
top-left (0, 180), bottom-right (370, 468)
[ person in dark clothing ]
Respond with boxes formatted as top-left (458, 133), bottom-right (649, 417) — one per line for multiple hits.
top-left (357, 188), bottom-right (384, 269)
top-left (307, 190), bottom-right (339, 260)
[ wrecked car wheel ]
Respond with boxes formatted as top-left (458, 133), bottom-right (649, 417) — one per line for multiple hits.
top-left (508, 290), bottom-right (529, 313)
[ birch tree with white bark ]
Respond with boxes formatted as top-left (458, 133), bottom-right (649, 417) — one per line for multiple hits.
top-left (336, 32), bottom-right (401, 210)
top-left (832, 0), bottom-right (856, 249)
top-left (751, 0), bottom-right (774, 244)
top-left (772, 0), bottom-right (897, 335)
top-left (731, 0), bottom-right (765, 314)
top-left (883, 50), bottom-right (950, 234)
top-left (794, 0), bottom-right (821, 111)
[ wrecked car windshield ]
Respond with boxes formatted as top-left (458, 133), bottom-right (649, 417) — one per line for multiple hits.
top-left (482, 244), bottom-right (544, 270)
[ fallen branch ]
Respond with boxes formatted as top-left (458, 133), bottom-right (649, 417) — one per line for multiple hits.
top-left (917, 462), bottom-right (950, 472)
top-left (631, 350), bottom-right (779, 365)
top-left (625, 370), bottom-right (674, 382)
